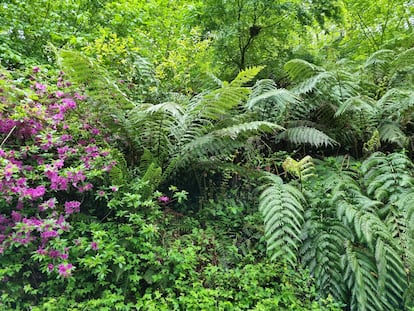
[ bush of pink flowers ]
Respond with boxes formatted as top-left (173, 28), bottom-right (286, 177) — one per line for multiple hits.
top-left (0, 67), bottom-right (117, 280)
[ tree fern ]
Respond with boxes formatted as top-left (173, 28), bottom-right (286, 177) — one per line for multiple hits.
top-left (127, 66), bottom-right (286, 184)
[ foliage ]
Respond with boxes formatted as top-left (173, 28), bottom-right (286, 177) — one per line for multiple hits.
top-left (2, 1), bottom-right (414, 310)
top-left (0, 67), bottom-right (118, 306)
top-left (196, 0), bottom-right (343, 78)
top-left (259, 153), bottom-right (414, 310)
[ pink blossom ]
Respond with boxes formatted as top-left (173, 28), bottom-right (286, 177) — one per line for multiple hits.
top-left (37, 248), bottom-right (48, 255)
top-left (33, 67), bottom-right (40, 73)
top-left (39, 198), bottom-right (56, 212)
top-left (41, 230), bottom-right (58, 239)
top-left (11, 211), bottom-right (22, 222)
top-left (62, 98), bottom-right (76, 109)
top-left (90, 241), bottom-right (98, 250)
top-left (60, 134), bottom-right (73, 142)
top-left (58, 263), bottom-right (73, 277)
top-left (48, 250), bottom-right (60, 258)
top-left (78, 183), bottom-right (93, 192)
top-left (25, 185), bottom-right (46, 200)
top-left (47, 264), bottom-right (54, 271)
top-left (35, 82), bottom-right (46, 91)
top-left (64, 201), bottom-right (81, 214)
top-left (74, 93), bottom-right (86, 100)
top-left (158, 196), bottom-right (170, 203)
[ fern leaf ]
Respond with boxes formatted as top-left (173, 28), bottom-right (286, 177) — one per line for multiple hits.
top-left (364, 49), bottom-right (395, 69)
top-left (212, 121), bottom-right (284, 140)
top-left (246, 88), bottom-right (299, 109)
top-left (284, 59), bottom-right (325, 82)
top-left (229, 66), bottom-right (264, 87)
top-left (334, 95), bottom-right (376, 117)
top-left (391, 47), bottom-right (414, 71)
top-left (278, 126), bottom-right (338, 147)
top-left (378, 122), bottom-right (409, 147)
top-left (259, 173), bottom-right (305, 265)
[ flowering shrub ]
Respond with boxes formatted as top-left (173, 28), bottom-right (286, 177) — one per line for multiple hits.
top-left (0, 67), bottom-right (117, 287)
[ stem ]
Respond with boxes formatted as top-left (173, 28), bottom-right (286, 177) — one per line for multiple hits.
top-left (0, 126), bottom-right (16, 147)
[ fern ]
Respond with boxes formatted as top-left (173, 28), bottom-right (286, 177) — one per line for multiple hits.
top-left (229, 66), bottom-right (264, 87)
top-left (361, 152), bottom-right (414, 202)
top-left (282, 155), bottom-right (315, 181)
top-left (378, 122), bottom-right (409, 147)
top-left (57, 49), bottom-right (135, 147)
top-left (258, 173), bottom-right (305, 265)
top-left (140, 162), bottom-right (162, 200)
top-left (294, 155), bottom-right (411, 310)
top-left (277, 126), bottom-right (338, 148)
top-left (126, 66), bottom-right (286, 185)
top-left (284, 59), bottom-right (325, 83)
top-left (246, 88), bottom-right (299, 110)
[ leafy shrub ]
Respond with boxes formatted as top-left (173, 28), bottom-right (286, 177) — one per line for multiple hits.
top-left (0, 67), bottom-right (118, 308)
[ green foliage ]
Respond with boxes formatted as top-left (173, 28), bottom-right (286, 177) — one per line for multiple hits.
top-left (259, 173), bottom-right (305, 265)
top-left (260, 153), bottom-right (414, 310)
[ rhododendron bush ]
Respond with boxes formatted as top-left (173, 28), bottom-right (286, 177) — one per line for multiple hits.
top-left (0, 67), bottom-right (117, 282)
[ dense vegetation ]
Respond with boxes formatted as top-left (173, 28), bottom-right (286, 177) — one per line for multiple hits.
top-left (1, 0), bottom-right (413, 310)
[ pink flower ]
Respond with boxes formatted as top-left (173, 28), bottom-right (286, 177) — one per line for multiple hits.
top-left (33, 67), bottom-right (40, 73)
top-left (62, 98), bottom-right (76, 109)
top-left (11, 211), bottom-right (22, 222)
top-left (47, 264), bottom-right (54, 271)
top-left (35, 82), bottom-right (46, 91)
top-left (25, 185), bottom-right (45, 200)
top-left (39, 198), bottom-right (56, 211)
top-left (158, 196), bottom-right (170, 203)
top-left (110, 186), bottom-right (118, 192)
top-left (48, 250), bottom-right (60, 258)
top-left (90, 241), bottom-right (98, 250)
top-left (64, 201), bottom-right (81, 214)
top-left (60, 135), bottom-right (73, 142)
top-left (58, 263), bottom-right (73, 277)
top-left (41, 230), bottom-right (58, 239)
top-left (37, 248), bottom-right (48, 255)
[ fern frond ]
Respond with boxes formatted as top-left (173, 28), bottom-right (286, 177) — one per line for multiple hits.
top-left (229, 66), bottom-right (264, 87)
top-left (378, 122), bottom-right (409, 147)
top-left (140, 162), bottom-right (162, 200)
top-left (282, 155), bottom-right (315, 181)
top-left (258, 173), bottom-right (305, 265)
top-left (364, 49), bottom-right (395, 69)
top-left (57, 49), bottom-right (134, 139)
top-left (212, 121), bottom-right (284, 140)
top-left (334, 95), bottom-right (376, 117)
top-left (278, 126), bottom-right (338, 147)
top-left (144, 102), bottom-right (184, 119)
top-left (361, 152), bottom-right (414, 202)
top-left (391, 47), bottom-right (414, 71)
top-left (284, 59), bottom-right (325, 82)
top-left (246, 88), bottom-right (299, 110)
